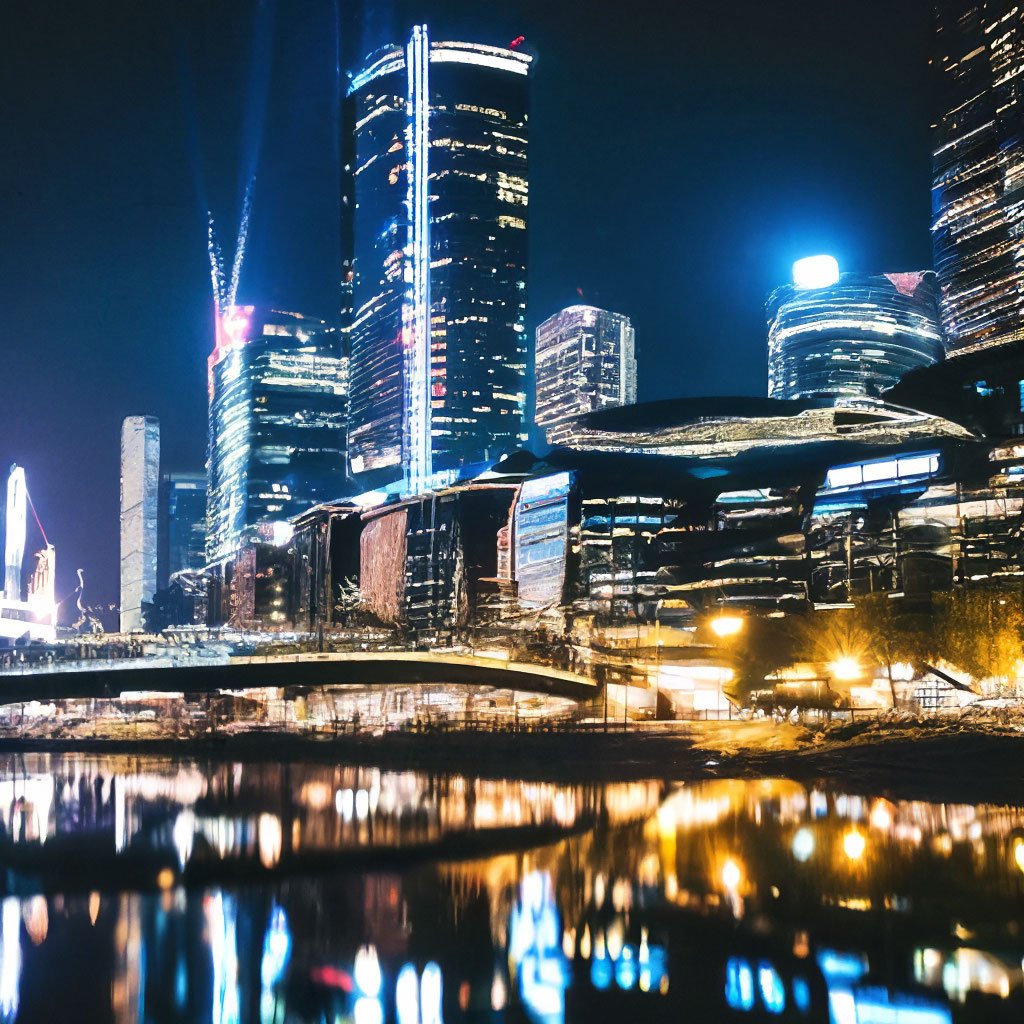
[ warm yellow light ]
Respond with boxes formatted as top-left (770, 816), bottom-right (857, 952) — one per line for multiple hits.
top-left (721, 858), bottom-right (742, 890)
top-left (710, 614), bottom-right (744, 638)
top-left (843, 828), bottom-right (867, 861)
top-left (830, 656), bottom-right (862, 682)
top-left (1012, 836), bottom-right (1024, 875)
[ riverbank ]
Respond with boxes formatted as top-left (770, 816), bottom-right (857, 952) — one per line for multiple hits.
top-left (1, 718), bottom-right (1023, 804)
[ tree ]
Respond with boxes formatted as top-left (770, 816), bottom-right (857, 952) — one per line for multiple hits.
top-left (932, 589), bottom-right (1024, 692)
top-left (333, 577), bottom-right (365, 628)
top-left (852, 594), bottom-right (931, 707)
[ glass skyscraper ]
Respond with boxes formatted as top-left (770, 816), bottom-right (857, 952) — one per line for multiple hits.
top-left (119, 415), bottom-right (160, 632)
top-left (766, 269), bottom-right (944, 401)
top-left (344, 28), bottom-right (531, 494)
top-left (933, 2), bottom-right (1024, 356)
top-left (206, 307), bottom-right (348, 563)
top-left (158, 472), bottom-right (207, 586)
top-left (535, 305), bottom-right (637, 445)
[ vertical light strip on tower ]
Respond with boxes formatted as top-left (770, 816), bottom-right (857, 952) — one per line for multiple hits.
top-left (403, 24), bottom-right (432, 494)
top-left (3, 465), bottom-right (26, 600)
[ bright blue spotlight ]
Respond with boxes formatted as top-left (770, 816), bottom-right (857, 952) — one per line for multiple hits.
top-left (792, 255), bottom-right (839, 289)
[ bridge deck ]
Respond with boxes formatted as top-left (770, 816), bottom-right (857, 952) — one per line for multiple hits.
top-left (0, 651), bottom-right (597, 706)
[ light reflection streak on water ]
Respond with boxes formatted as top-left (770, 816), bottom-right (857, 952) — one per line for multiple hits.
top-left (0, 899), bottom-right (19, 1022)
top-left (207, 891), bottom-right (240, 1024)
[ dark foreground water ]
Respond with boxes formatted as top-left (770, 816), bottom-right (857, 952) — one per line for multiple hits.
top-left (0, 755), bottom-right (1018, 1022)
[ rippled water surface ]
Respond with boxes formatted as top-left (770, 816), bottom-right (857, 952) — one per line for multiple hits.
top-left (0, 753), bottom-right (1019, 1022)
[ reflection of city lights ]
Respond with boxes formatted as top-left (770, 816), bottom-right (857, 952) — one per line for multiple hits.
top-left (1012, 836), bottom-right (1024, 875)
top-left (420, 962), bottom-right (443, 1024)
top-left (354, 946), bottom-right (382, 998)
top-left (397, 963), bottom-right (420, 1024)
top-left (725, 958), bottom-right (755, 1011)
top-left (490, 970), bottom-right (507, 1012)
top-left (722, 858), bottom-right (742, 890)
top-left (710, 614), bottom-right (744, 638)
top-left (0, 898), bottom-right (20, 1021)
top-left (870, 800), bottom-right (893, 831)
top-left (354, 997), bottom-right (384, 1024)
top-left (156, 868), bottom-right (175, 891)
top-left (792, 828), bottom-right (815, 862)
top-left (758, 962), bottom-right (786, 1014)
top-left (843, 829), bottom-right (867, 861)
top-left (258, 814), bottom-right (282, 869)
top-left (830, 657), bottom-right (862, 682)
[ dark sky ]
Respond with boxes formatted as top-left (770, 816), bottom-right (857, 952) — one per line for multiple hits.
top-left (0, 0), bottom-right (933, 617)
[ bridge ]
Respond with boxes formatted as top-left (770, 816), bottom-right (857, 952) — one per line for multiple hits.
top-left (0, 650), bottom-right (599, 706)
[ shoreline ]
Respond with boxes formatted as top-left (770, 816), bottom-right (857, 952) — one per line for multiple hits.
top-left (0, 724), bottom-right (1022, 805)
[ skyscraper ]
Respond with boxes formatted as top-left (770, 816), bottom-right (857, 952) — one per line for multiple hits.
top-left (767, 261), bottom-right (944, 401)
top-left (158, 472), bottom-right (207, 587)
top-left (206, 306), bottom-right (348, 564)
top-left (3, 465), bottom-right (26, 601)
top-left (120, 415), bottom-right (160, 632)
top-left (345, 28), bottom-right (531, 494)
top-left (534, 305), bottom-right (637, 445)
top-left (933, 2), bottom-right (1024, 356)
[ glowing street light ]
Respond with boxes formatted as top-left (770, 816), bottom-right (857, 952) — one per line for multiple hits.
top-left (710, 614), bottom-right (745, 639)
top-left (829, 656), bottom-right (862, 682)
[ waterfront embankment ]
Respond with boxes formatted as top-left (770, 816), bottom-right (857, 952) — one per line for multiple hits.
top-left (0, 718), bottom-right (1021, 805)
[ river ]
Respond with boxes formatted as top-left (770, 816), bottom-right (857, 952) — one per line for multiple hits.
top-left (0, 753), bottom-right (1017, 1021)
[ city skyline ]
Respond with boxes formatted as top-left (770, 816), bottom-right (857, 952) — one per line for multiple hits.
top-left (1, 0), bottom-right (933, 614)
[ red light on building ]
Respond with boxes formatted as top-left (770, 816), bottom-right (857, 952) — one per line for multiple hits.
top-left (510, 35), bottom-right (525, 49)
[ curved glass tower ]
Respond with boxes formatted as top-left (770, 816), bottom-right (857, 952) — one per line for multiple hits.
top-left (345, 28), bottom-right (531, 494)
top-left (767, 270), bottom-right (944, 401)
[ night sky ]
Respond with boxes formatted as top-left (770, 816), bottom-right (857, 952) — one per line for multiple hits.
top-left (0, 0), bottom-right (932, 617)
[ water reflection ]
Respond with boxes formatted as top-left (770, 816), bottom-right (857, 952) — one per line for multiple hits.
top-left (0, 759), bottom-right (1020, 1020)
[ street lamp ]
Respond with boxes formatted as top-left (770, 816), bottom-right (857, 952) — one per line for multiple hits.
top-left (829, 656), bottom-right (861, 683)
top-left (710, 614), bottom-right (744, 639)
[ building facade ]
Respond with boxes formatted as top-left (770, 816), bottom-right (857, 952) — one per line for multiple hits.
top-left (345, 28), bottom-right (531, 494)
top-left (933, 1), bottom-right (1024, 356)
top-left (767, 269), bottom-right (944, 401)
top-left (535, 305), bottom-right (637, 445)
top-left (158, 472), bottom-right (207, 588)
top-left (206, 307), bottom-right (348, 564)
top-left (119, 415), bottom-right (160, 632)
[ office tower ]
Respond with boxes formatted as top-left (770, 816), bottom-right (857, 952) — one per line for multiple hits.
top-left (120, 416), bottom-right (160, 632)
top-left (206, 306), bottom-right (348, 564)
top-left (535, 305), bottom-right (637, 445)
top-left (158, 472), bottom-right (207, 586)
top-left (767, 260), bottom-right (944, 401)
top-left (345, 27), bottom-right (531, 494)
top-left (933, 2), bottom-right (1024, 356)
top-left (3, 465), bottom-right (26, 600)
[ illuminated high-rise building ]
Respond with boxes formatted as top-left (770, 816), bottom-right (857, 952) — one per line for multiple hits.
top-left (3, 464), bottom-right (26, 601)
top-left (933, 2), bottom-right (1024, 356)
top-left (206, 306), bottom-right (348, 564)
top-left (120, 415), bottom-right (160, 632)
top-left (767, 261), bottom-right (944, 401)
top-left (158, 472), bottom-right (207, 587)
top-left (535, 305), bottom-right (637, 445)
top-left (345, 27), bottom-right (531, 494)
